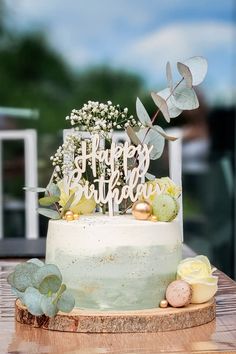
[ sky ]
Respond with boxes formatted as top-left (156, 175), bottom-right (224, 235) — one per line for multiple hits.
top-left (5, 0), bottom-right (236, 106)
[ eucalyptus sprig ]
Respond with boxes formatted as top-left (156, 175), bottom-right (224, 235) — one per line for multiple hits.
top-left (127, 56), bottom-right (208, 161)
top-left (7, 259), bottom-right (75, 317)
top-left (24, 183), bottom-right (62, 220)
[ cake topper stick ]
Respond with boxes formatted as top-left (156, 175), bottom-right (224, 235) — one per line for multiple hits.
top-left (108, 198), bottom-right (114, 217)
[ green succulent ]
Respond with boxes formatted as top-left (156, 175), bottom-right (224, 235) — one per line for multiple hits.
top-left (7, 259), bottom-right (75, 317)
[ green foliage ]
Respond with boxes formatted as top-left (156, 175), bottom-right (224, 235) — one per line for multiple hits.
top-left (23, 187), bottom-right (46, 193)
top-left (33, 264), bottom-right (62, 294)
top-left (25, 182), bottom-right (61, 220)
top-left (27, 258), bottom-right (44, 267)
top-left (136, 97), bottom-right (152, 126)
top-left (11, 287), bottom-right (25, 303)
top-left (60, 192), bottom-right (75, 217)
top-left (171, 86), bottom-right (199, 110)
top-left (177, 56), bottom-right (208, 86)
top-left (126, 126), bottom-right (141, 146)
top-left (37, 208), bottom-right (60, 219)
top-left (7, 259), bottom-right (75, 317)
top-left (45, 183), bottom-right (61, 197)
top-left (11, 262), bottom-right (39, 291)
top-left (38, 195), bottom-right (60, 206)
top-left (40, 296), bottom-right (58, 317)
top-left (23, 287), bottom-right (44, 316)
top-left (153, 88), bottom-right (182, 118)
top-left (57, 291), bottom-right (75, 313)
top-left (135, 56), bottom-right (208, 163)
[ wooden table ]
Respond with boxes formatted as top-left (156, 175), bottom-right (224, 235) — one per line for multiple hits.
top-left (1, 252), bottom-right (236, 354)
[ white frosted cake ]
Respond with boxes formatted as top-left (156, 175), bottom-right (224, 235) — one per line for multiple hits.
top-left (46, 214), bottom-right (182, 310)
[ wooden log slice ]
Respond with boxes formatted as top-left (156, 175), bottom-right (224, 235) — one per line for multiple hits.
top-left (15, 298), bottom-right (216, 333)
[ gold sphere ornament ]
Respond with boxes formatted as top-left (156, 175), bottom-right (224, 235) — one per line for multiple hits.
top-left (65, 214), bottom-right (74, 222)
top-left (149, 215), bottom-right (158, 222)
top-left (132, 201), bottom-right (152, 220)
top-left (65, 210), bottom-right (74, 217)
top-left (159, 299), bottom-right (168, 308)
top-left (73, 213), bottom-right (80, 220)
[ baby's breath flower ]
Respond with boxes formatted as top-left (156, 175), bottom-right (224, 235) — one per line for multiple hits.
top-left (65, 101), bottom-right (136, 133)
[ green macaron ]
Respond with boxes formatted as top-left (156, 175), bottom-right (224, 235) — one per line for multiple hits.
top-left (152, 194), bottom-right (179, 222)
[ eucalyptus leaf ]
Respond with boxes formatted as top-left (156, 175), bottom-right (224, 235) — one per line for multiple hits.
top-left (150, 92), bottom-right (170, 123)
top-left (157, 88), bottom-right (182, 118)
top-left (150, 125), bottom-right (177, 141)
top-left (39, 196), bottom-right (60, 207)
top-left (40, 296), bottom-right (58, 317)
top-left (37, 208), bottom-right (60, 220)
top-left (27, 258), bottom-right (44, 268)
top-left (137, 128), bottom-right (165, 160)
top-left (126, 126), bottom-right (142, 146)
top-left (171, 86), bottom-right (199, 110)
top-left (33, 264), bottom-right (62, 294)
top-left (136, 97), bottom-right (152, 126)
top-left (60, 192), bottom-right (75, 216)
top-left (11, 287), bottom-right (25, 302)
top-left (177, 62), bottom-right (192, 88)
top-left (166, 61), bottom-right (173, 90)
top-left (7, 272), bottom-right (15, 287)
top-left (145, 172), bottom-right (156, 181)
top-left (45, 183), bottom-right (61, 197)
top-left (13, 263), bottom-right (39, 291)
top-left (178, 56), bottom-right (208, 86)
top-left (57, 291), bottom-right (75, 313)
top-left (23, 287), bottom-right (44, 316)
top-left (146, 129), bottom-right (165, 160)
top-left (23, 187), bottom-right (46, 193)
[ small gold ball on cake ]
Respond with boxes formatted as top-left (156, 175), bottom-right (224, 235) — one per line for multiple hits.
top-left (65, 210), bottom-right (74, 217)
top-left (65, 214), bottom-right (74, 222)
top-left (159, 299), bottom-right (168, 308)
top-left (166, 280), bottom-right (192, 308)
top-left (149, 215), bottom-right (158, 222)
top-left (132, 201), bottom-right (152, 220)
top-left (73, 213), bottom-right (80, 220)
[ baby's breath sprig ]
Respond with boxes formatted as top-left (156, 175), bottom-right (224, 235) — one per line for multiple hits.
top-left (50, 132), bottom-right (127, 186)
top-left (50, 133), bottom-right (83, 182)
top-left (66, 100), bottom-right (140, 137)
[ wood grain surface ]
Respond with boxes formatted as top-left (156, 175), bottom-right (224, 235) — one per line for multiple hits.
top-left (1, 255), bottom-right (236, 353)
top-left (15, 298), bottom-right (216, 333)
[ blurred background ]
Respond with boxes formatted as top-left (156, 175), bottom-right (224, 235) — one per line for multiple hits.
top-left (0, 0), bottom-right (235, 277)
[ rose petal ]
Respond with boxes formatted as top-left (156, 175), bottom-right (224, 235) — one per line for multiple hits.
top-left (195, 255), bottom-right (212, 273)
top-left (190, 276), bottom-right (218, 304)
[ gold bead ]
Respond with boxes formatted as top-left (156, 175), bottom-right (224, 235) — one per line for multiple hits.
top-left (132, 201), bottom-right (152, 220)
top-left (73, 213), bottom-right (80, 220)
top-left (159, 299), bottom-right (168, 308)
top-left (66, 214), bottom-right (74, 222)
top-left (149, 215), bottom-right (158, 222)
top-left (65, 210), bottom-right (74, 217)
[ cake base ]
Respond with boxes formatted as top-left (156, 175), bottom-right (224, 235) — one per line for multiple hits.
top-left (15, 298), bottom-right (216, 333)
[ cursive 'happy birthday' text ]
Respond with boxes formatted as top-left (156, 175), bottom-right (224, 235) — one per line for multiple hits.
top-left (62, 134), bottom-right (161, 212)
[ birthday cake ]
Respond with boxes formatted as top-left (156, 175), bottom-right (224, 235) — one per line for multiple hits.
top-left (46, 216), bottom-right (182, 310)
top-left (9, 57), bottom-right (218, 318)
